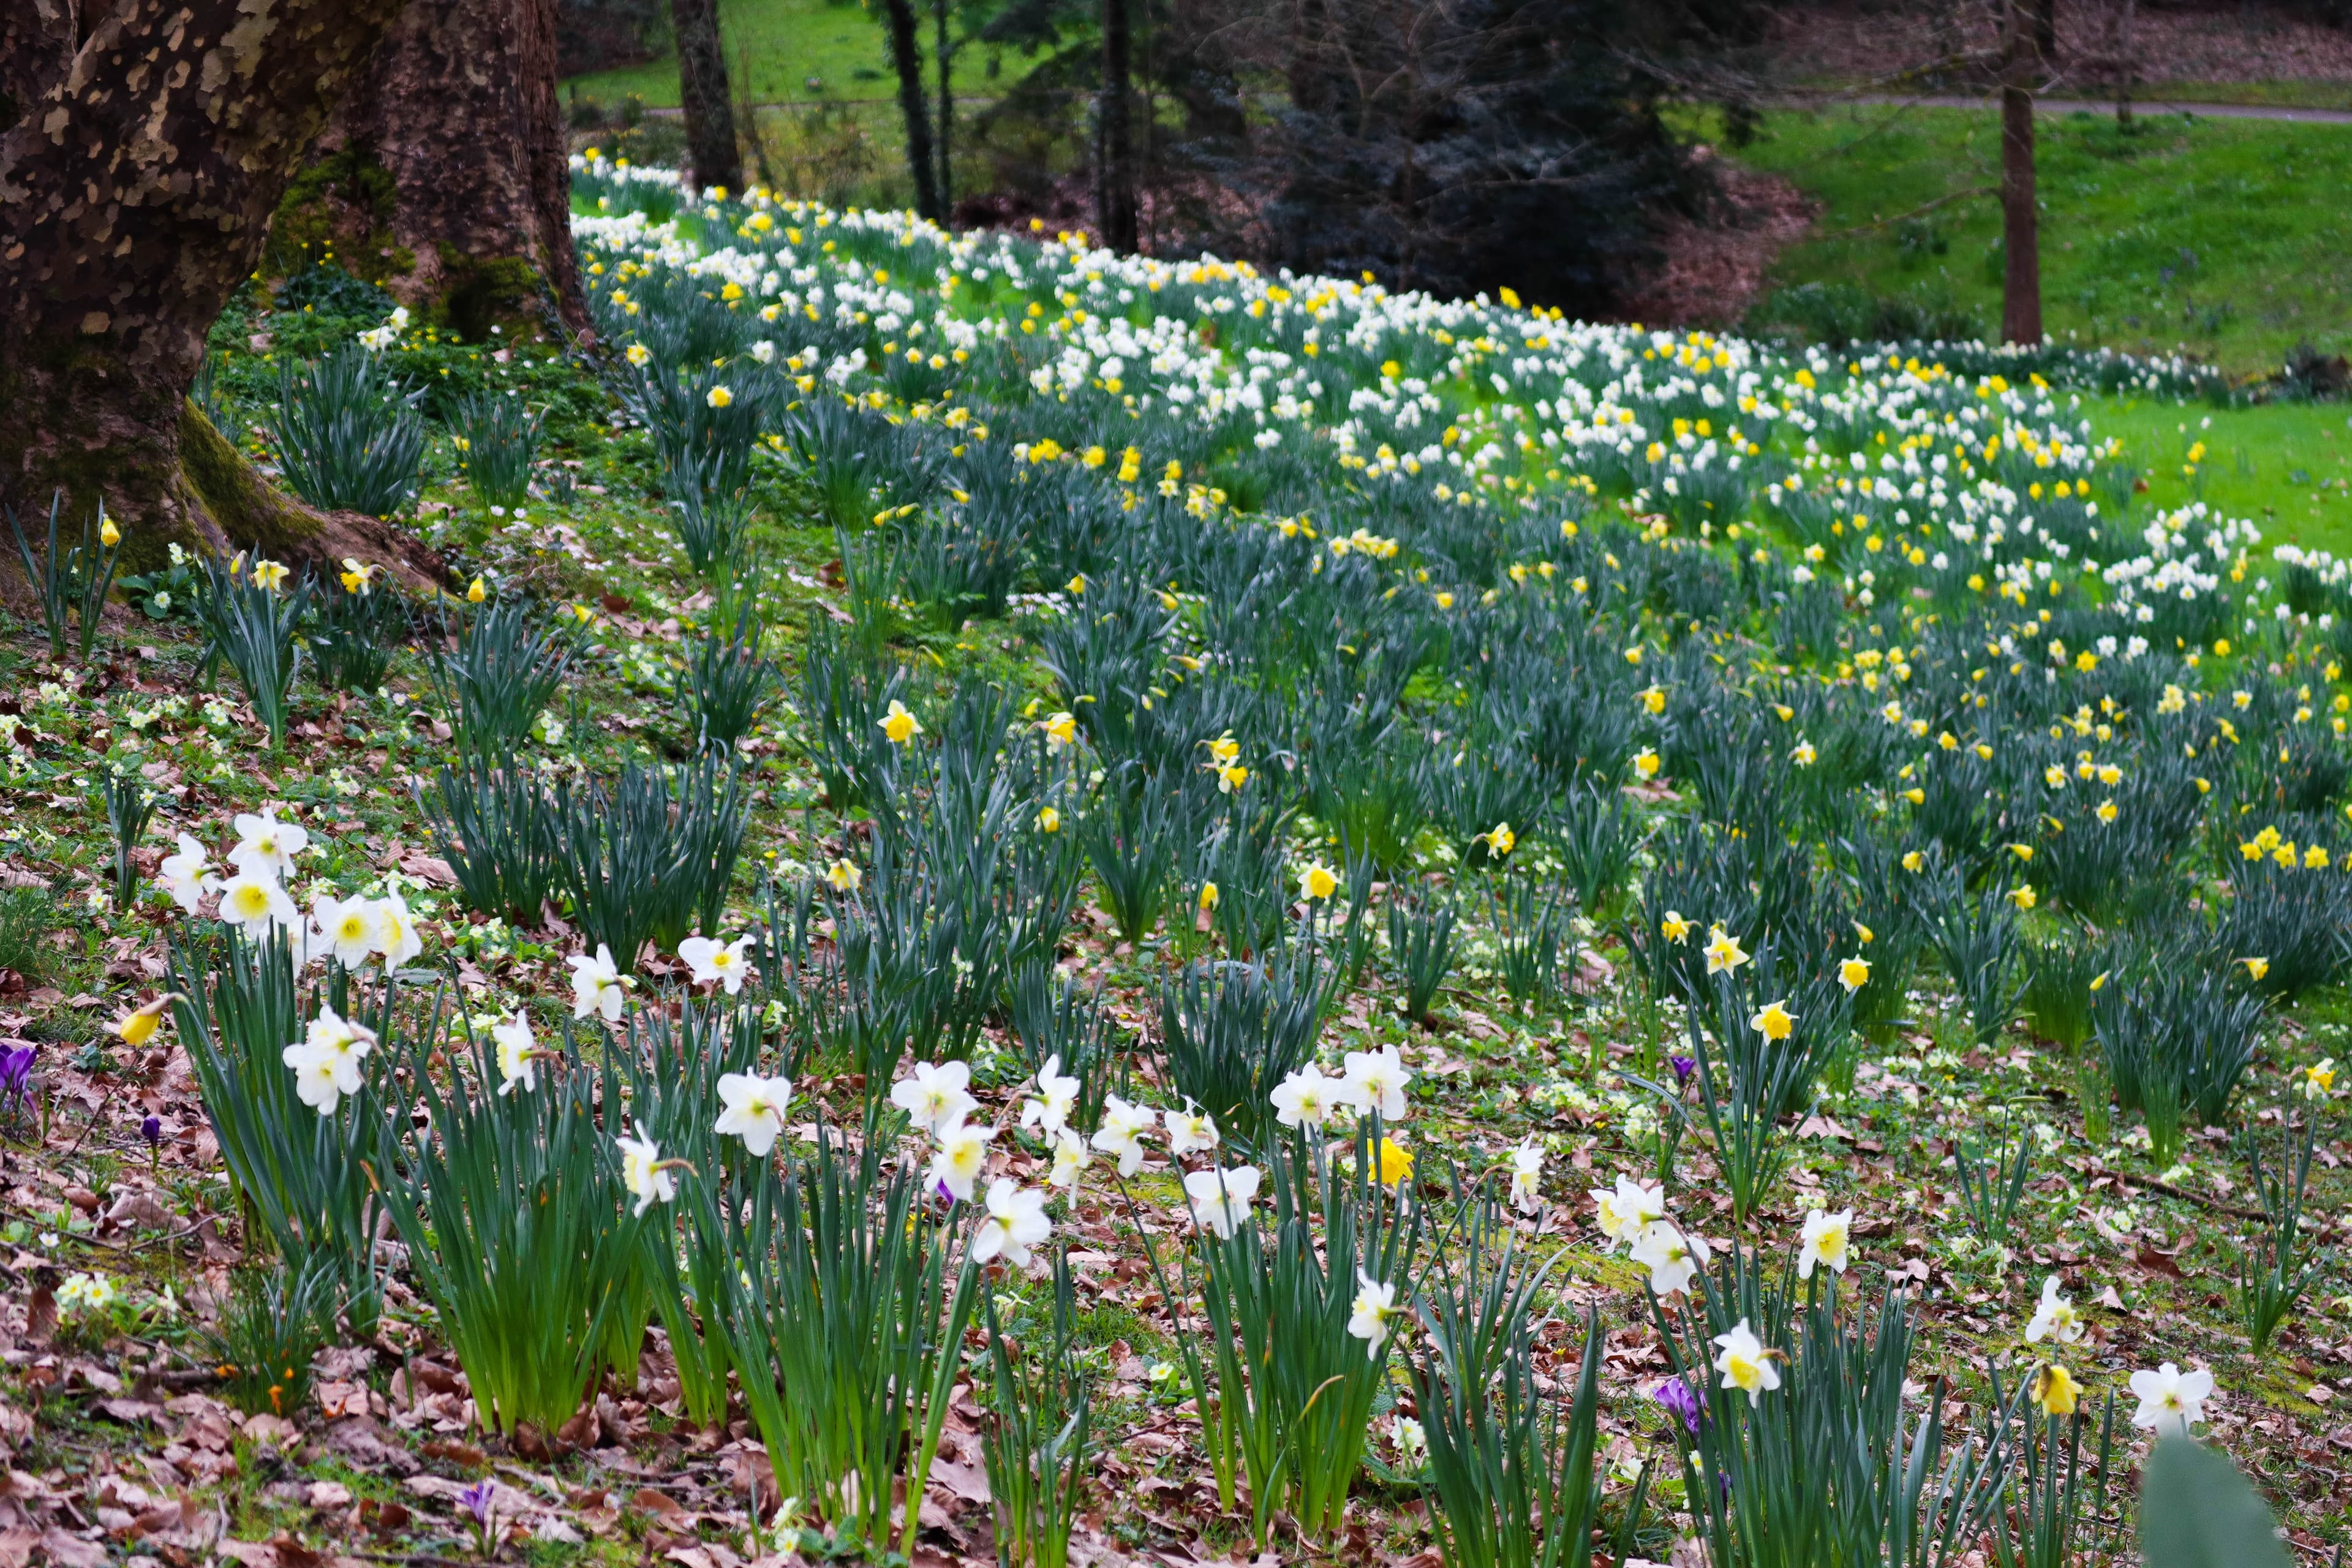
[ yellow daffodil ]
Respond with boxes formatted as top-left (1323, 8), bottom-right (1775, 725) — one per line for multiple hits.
top-left (1634, 750), bottom-right (1661, 780)
top-left (113, 993), bottom-right (181, 1047)
top-left (2032, 1363), bottom-right (2081, 1417)
top-left (1199, 881), bottom-right (1220, 912)
top-left (1838, 957), bottom-right (1871, 993)
top-left (467, 576), bottom-right (487, 603)
top-left (1901, 850), bottom-right (1926, 872)
top-left (1659, 910), bottom-right (1693, 943)
top-left (880, 699), bottom-right (923, 744)
top-left (1035, 806), bottom-right (1061, 833)
top-left (2240, 956), bottom-right (2271, 981)
top-left (1376, 1137), bottom-right (1414, 1185)
top-left (2007, 884), bottom-right (2037, 910)
top-left (1749, 1000), bottom-right (1795, 1041)
top-left (1299, 863), bottom-right (1340, 901)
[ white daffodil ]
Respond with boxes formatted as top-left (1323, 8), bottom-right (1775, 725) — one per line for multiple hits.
top-left (303, 1003), bottom-right (375, 1094)
top-left (312, 895), bottom-right (379, 970)
top-left (1712, 1319), bottom-right (1781, 1404)
top-left (1592, 1172), bottom-right (1666, 1249)
top-left (372, 894), bottom-right (423, 967)
top-left (227, 808), bottom-right (307, 880)
top-left (1346, 1269), bottom-right (1400, 1357)
top-left (1019, 1053), bottom-right (1080, 1137)
top-left (892, 1060), bottom-right (978, 1136)
top-left (1048, 1129), bottom-right (1090, 1189)
top-left (617, 1125), bottom-right (676, 1216)
top-left (568, 944), bottom-right (631, 1021)
top-left (492, 1012), bottom-right (537, 1096)
top-left (2128, 1362), bottom-right (2215, 1437)
top-left (2026, 1275), bottom-right (2085, 1344)
top-left (1183, 1164), bottom-right (1261, 1240)
top-left (1091, 1093), bottom-right (1156, 1176)
top-left (678, 933), bottom-right (752, 994)
top-left (1341, 1044), bottom-right (1411, 1120)
top-left (714, 1071), bottom-right (794, 1157)
top-left (1509, 1144), bottom-right (1544, 1214)
top-left (1630, 1221), bottom-right (1709, 1298)
top-left (1163, 1101), bottom-right (1220, 1158)
top-left (971, 1178), bottom-right (1052, 1266)
top-left (929, 1118), bottom-right (995, 1202)
top-left (1270, 1063), bottom-right (1340, 1128)
top-left (219, 866), bottom-right (298, 939)
top-left (1797, 1208), bottom-right (1853, 1279)
top-left (156, 832), bottom-right (217, 915)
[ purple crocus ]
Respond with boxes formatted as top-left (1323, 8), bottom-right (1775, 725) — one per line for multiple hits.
top-left (141, 1115), bottom-right (163, 1150)
top-left (1653, 1375), bottom-right (1703, 1436)
top-left (457, 1477), bottom-right (496, 1527)
top-left (0, 1044), bottom-right (36, 1113)
top-left (1668, 1055), bottom-right (1697, 1089)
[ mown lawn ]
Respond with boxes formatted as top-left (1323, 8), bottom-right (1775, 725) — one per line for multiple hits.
top-left (562, 0), bottom-right (1007, 111)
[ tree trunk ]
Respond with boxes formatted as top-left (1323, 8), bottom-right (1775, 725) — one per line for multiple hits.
top-left (0, 0), bottom-right (426, 569)
top-left (306, 0), bottom-right (589, 341)
top-left (671, 0), bottom-right (743, 194)
top-left (2000, 0), bottom-right (2043, 345)
top-left (934, 0), bottom-right (954, 217)
top-left (1099, 0), bottom-right (1139, 252)
top-left (2034, 0), bottom-right (2057, 66)
top-left (2116, 0), bottom-right (2137, 127)
top-left (881, 0), bottom-right (942, 220)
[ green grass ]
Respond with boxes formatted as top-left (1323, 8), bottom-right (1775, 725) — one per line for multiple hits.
top-left (2090, 394), bottom-right (2352, 557)
top-left (1713, 104), bottom-right (2352, 375)
top-left (563, 0), bottom-right (1005, 111)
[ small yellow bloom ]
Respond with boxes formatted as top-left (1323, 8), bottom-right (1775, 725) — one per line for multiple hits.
top-left (2008, 843), bottom-right (2034, 863)
top-left (706, 385), bottom-right (733, 409)
top-left (2095, 799), bottom-right (2118, 823)
top-left (2240, 956), bottom-right (2271, 982)
top-left (1640, 686), bottom-right (1667, 715)
top-left (2032, 1363), bottom-right (2081, 1417)
top-left (1659, 910), bottom-right (1693, 943)
top-left (880, 699), bottom-right (923, 744)
top-left (99, 515), bottom-right (122, 549)
top-left (113, 993), bottom-right (179, 1047)
top-left (826, 859), bottom-right (861, 892)
top-left (1042, 710), bottom-right (1077, 749)
top-left (1749, 1000), bottom-right (1795, 1041)
top-left (251, 558), bottom-right (289, 592)
top-left (2007, 884), bottom-right (2037, 910)
top-left (1376, 1137), bottom-right (1413, 1186)
top-left (1199, 881), bottom-right (1220, 912)
top-left (1299, 864), bottom-right (1340, 902)
top-left (1066, 574), bottom-right (1087, 597)
top-left (1703, 927), bottom-right (1749, 975)
top-left (1838, 957), bottom-right (1871, 994)
top-left (1035, 806), bottom-right (1061, 833)
top-left (1634, 750), bottom-right (1662, 780)
top-left (1901, 850), bottom-right (1926, 873)
top-left (1479, 822), bottom-right (1516, 858)
top-left (467, 576), bottom-right (487, 603)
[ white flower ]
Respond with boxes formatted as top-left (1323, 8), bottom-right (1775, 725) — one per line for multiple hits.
top-left (1346, 1269), bottom-right (1400, 1357)
top-left (972, 1178), bottom-right (1052, 1266)
top-left (1630, 1221), bottom-right (1709, 1297)
top-left (568, 944), bottom-right (631, 1021)
top-left (2026, 1275), bottom-right (2084, 1344)
top-left (492, 1012), bottom-right (537, 1095)
top-left (283, 1040), bottom-right (349, 1115)
top-left (2128, 1362), bottom-right (2215, 1437)
top-left (1341, 1044), bottom-right (1411, 1120)
top-left (1019, 1053), bottom-right (1079, 1137)
top-left (156, 832), bottom-right (217, 915)
top-left (371, 894), bottom-right (423, 967)
top-left (678, 933), bottom-right (752, 994)
top-left (892, 1060), bottom-right (978, 1136)
top-left (56, 1273), bottom-right (117, 1314)
top-left (304, 1003), bottom-right (375, 1093)
top-left (929, 1118), bottom-right (995, 1202)
top-left (1163, 1101), bottom-right (1220, 1158)
top-left (1592, 1172), bottom-right (1666, 1248)
top-left (1091, 1093), bottom-right (1156, 1175)
top-left (219, 866), bottom-right (298, 939)
top-left (1713, 1319), bottom-right (1781, 1404)
top-left (1270, 1063), bottom-right (1340, 1129)
top-left (1047, 1129), bottom-right (1090, 1189)
top-left (1183, 1164), bottom-right (1261, 1240)
top-left (1509, 1143), bottom-right (1544, 1214)
top-left (750, 339), bottom-right (777, 364)
top-left (311, 895), bottom-right (379, 970)
top-left (227, 808), bottom-right (307, 879)
top-left (714, 1071), bottom-right (793, 1157)
top-left (617, 1125), bottom-right (676, 1216)
top-left (1798, 1208), bottom-right (1853, 1278)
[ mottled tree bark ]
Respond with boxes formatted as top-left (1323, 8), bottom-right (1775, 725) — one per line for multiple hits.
top-left (670, 0), bottom-right (743, 194)
top-left (0, 0), bottom-right (416, 560)
top-left (2000, 0), bottom-right (2042, 345)
top-left (320, 0), bottom-right (589, 339)
top-left (1098, 0), bottom-right (1139, 252)
top-left (881, 0), bottom-right (942, 220)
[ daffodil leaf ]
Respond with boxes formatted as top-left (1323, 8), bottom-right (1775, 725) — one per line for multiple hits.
top-left (2139, 1436), bottom-right (2289, 1568)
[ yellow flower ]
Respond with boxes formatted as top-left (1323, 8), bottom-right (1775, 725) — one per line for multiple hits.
top-left (1298, 863), bottom-right (1340, 902)
top-left (1703, 927), bottom-right (1749, 975)
top-left (252, 558), bottom-right (289, 592)
top-left (1901, 850), bottom-right (1926, 872)
top-left (467, 577), bottom-right (487, 603)
top-left (1640, 686), bottom-right (1666, 715)
top-left (2089, 970), bottom-right (2108, 992)
top-left (1479, 822), bottom-right (1516, 858)
top-left (1634, 750), bottom-right (1661, 780)
top-left (2043, 765), bottom-right (2067, 789)
top-left (2007, 884), bottom-right (2037, 910)
top-left (2302, 1058), bottom-right (2337, 1098)
top-left (2307, 846), bottom-right (2331, 870)
top-left (1035, 806), bottom-right (1061, 833)
top-left (1853, 921), bottom-right (1874, 944)
top-left (1042, 710), bottom-right (1077, 749)
top-left (1749, 1000), bottom-right (1795, 1041)
top-left (2008, 843), bottom-right (2034, 863)
top-left (1198, 881), bottom-right (1220, 912)
top-left (2240, 956), bottom-right (2271, 981)
top-left (1375, 1137), bottom-right (1414, 1186)
top-left (1901, 788), bottom-right (1924, 805)
top-left (624, 343), bottom-right (652, 366)
top-left (1838, 957), bottom-right (1871, 994)
top-left (880, 699), bottom-right (923, 744)
top-left (1066, 574), bottom-right (1087, 597)
top-left (2095, 799), bottom-right (2118, 823)
top-left (1659, 910), bottom-right (1693, 943)
top-left (99, 514), bottom-right (122, 549)
top-left (1791, 741), bottom-right (1816, 767)
top-left (2032, 1363), bottom-right (2081, 1417)
top-left (1216, 763), bottom-right (1248, 794)
top-left (706, 385), bottom-right (733, 409)
top-left (826, 859), bottom-right (861, 892)
top-left (113, 994), bottom-right (179, 1047)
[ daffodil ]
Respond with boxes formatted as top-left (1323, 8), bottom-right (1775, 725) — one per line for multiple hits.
top-left (1509, 1143), bottom-right (1544, 1213)
top-left (1712, 1319), bottom-right (1780, 1404)
top-left (1042, 710), bottom-right (1077, 748)
top-left (929, 1118), bottom-right (995, 1202)
top-left (1271, 1063), bottom-right (1339, 1128)
top-left (1091, 1093), bottom-right (1157, 1175)
top-left (1341, 1044), bottom-right (1411, 1120)
top-left (1346, 1270), bottom-right (1400, 1356)
top-left (2127, 1362), bottom-right (2214, 1437)
top-left (1703, 927), bottom-right (1749, 975)
top-left (618, 1125), bottom-right (679, 1215)
top-left (156, 832), bottom-right (218, 915)
top-left (826, 858), bottom-right (862, 891)
top-left (2297, 1058), bottom-right (2337, 1101)
top-left (1749, 1000), bottom-right (1795, 1042)
top-left (2007, 884), bottom-right (2037, 910)
top-left (1797, 1207), bottom-right (1852, 1278)
top-left (2026, 1275), bottom-right (2084, 1344)
top-left (493, 1012), bottom-right (538, 1095)
top-left (1632, 1221), bottom-right (1709, 1297)
top-left (892, 1060), bottom-right (978, 1136)
top-left (1163, 1101), bottom-right (1221, 1158)
top-left (1374, 1136), bottom-right (1413, 1185)
top-left (1184, 1163), bottom-right (1261, 1239)
top-left (1838, 956), bottom-right (1871, 993)
top-left (880, 699), bottom-right (923, 744)
top-left (1634, 749), bottom-right (1662, 780)
top-left (113, 994), bottom-right (178, 1047)
top-left (678, 933), bottom-right (752, 994)
top-left (1659, 910), bottom-right (1693, 943)
top-left (714, 1071), bottom-right (794, 1156)
top-left (1298, 862), bottom-right (1340, 901)
top-left (2032, 1362), bottom-right (2081, 1417)
top-left (1593, 1172), bottom-right (1665, 1248)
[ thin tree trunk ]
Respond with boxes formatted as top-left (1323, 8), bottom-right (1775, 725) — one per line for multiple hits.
top-left (2000, 0), bottom-right (2043, 345)
top-left (2034, 0), bottom-right (2057, 66)
top-left (1100, 0), bottom-right (1139, 252)
top-left (935, 0), bottom-right (954, 217)
top-left (881, 0), bottom-right (941, 219)
top-left (671, 0), bottom-right (744, 193)
top-left (320, 0), bottom-right (589, 340)
top-left (0, 0), bottom-right (420, 563)
top-left (2117, 0), bottom-right (2138, 126)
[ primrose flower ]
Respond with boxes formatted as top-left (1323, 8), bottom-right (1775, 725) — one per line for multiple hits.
top-left (2128, 1363), bottom-right (2214, 1437)
top-left (929, 1118), bottom-right (994, 1202)
top-left (1632, 1221), bottom-right (1709, 1297)
top-left (156, 833), bottom-right (219, 914)
top-left (227, 808), bottom-right (307, 879)
top-left (1509, 1143), bottom-right (1544, 1213)
top-left (1270, 1063), bottom-right (1340, 1128)
top-left (1797, 1208), bottom-right (1852, 1278)
top-left (1183, 1164), bottom-right (1261, 1240)
top-left (1703, 927), bottom-right (1749, 975)
top-left (678, 933), bottom-right (752, 994)
top-left (2026, 1275), bottom-right (2084, 1344)
top-left (892, 1060), bottom-right (978, 1135)
top-left (219, 866), bottom-right (298, 939)
top-left (618, 1126), bottom-right (677, 1215)
top-left (1020, 1053), bottom-right (1080, 1137)
top-left (1163, 1101), bottom-right (1220, 1158)
top-left (1838, 956), bottom-right (1871, 993)
top-left (568, 944), bottom-right (631, 1021)
top-left (312, 895), bottom-right (379, 970)
top-left (1593, 1172), bottom-right (1666, 1247)
top-left (714, 1071), bottom-right (794, 1157)
top-left (1713, 1320), bottom-right (1780, 1404)
top-left (1346, 1270), bottom-right (1400, 1357)
top-left (492, 1012), bottom-right (537, 1095)
top-left (1341, 1044), bottom-right (1411, 1120)
top-left (880, 699), bottom-right (923, 744)
top-left (56, 1273), bottom-right (116, 1315)
top-left (1298, 862), bottom-right (1340, 901)
top-left (973, 1178), bottom-right (1052, 1266)
top-left (1092, 1093), bottom-right (1156, 1175)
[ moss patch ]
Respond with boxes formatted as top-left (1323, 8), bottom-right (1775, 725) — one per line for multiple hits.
top-left (263, 143), bottom-right (413, 287)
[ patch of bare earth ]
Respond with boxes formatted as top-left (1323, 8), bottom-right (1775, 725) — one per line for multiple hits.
top-left (1619, 152), bottom-right (1819, 330)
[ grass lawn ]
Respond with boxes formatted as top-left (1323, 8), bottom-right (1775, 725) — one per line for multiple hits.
top-left (2090, 395), bottom-right (2352, 558)
top-left (1712, 103), bottom-right (2352, 376)
top-left (563, 0), bottom-right (1009, 111)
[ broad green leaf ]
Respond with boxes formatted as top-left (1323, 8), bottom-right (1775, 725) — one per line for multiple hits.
top-left (2139, 1436), bottom-right (2290, 1568)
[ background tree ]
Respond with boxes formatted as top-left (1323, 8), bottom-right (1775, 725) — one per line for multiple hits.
top-left (0, 0), bottom-right (441, 577)
top-left (2000, 0), bottom-right (2043, 344)
top-left (1098, 0), bottom-right (1139, 250)
top-left (670, 0), bottom-right (744, 192)
top-left (884, 0), bottom-right (946, 218)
